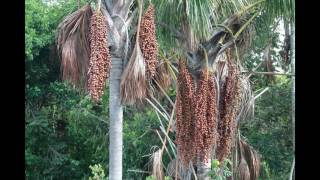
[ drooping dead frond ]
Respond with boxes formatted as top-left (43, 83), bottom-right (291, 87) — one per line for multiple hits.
top-left (150, 149), bottom-right (164, 180)
top-left (120, 42), bottom-right (147, 105)
top-left (87, 11), bottom-right (111, 102)
top-left (56, 4), bottom-right (92, 88)
top-left (237, 157), bottom-right (251, 180)
top-left (120, 0), bottom-right (148, 105)
top-left (236, 75), bottom-right (254, 123)
top-left (175, 60), bottom-right (196, 167)
top-left (236, 132), bottom-right (250, 180)
top-left (139, 3), bottom-right (158, 78)
top-left (240, 139), bottom-right (261, 180)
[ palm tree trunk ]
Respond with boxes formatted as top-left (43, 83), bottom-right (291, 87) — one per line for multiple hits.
top-left (109, 57), bottom-right (123, 180)
top-left (102, 0), bottom-right (133, 178)
top-left (289, 22), bottom-right (295, 180)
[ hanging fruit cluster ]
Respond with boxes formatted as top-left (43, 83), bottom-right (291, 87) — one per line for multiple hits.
top-left (216, 52), bottom-right (241, 162)
top-left (87, 11), bottom-right (111, 102)
top-left (176, 61), bottom-right (219, 166)
top-left (194, 70), bottom-right (218, 162)
top-left (175, 60), bottom-right (196, 166)
top-left (175, 51), bottom-right (242, 166)
top-left (139, 4), bottom-right (158, 78)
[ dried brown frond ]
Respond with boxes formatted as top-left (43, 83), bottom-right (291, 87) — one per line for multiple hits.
top-left (56, 4), bottom-right (92, 88)
top-left (139, 4), bottom-right (158, 78)
top-left (235, 75), bottom-right (254, 124)
top-left (151, 150), bottom-right (164, 180)
top-left (120, 1), bottom-right (148, 105)
top-left (87, 11), bottom-right (111, 102)
top-left (236, 135), bottom-right (251, 180)
top-left (237, 158), bottom-right (251, 180)
top-left (240, 139), bottom-right (261, 180)
top-left (120, 42), bottom-right (147, 105)
top-left (175, 60), bottom-right (196, 167)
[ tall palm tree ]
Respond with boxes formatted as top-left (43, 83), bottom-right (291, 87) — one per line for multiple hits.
top-left (56, 0), bottom-right (294, 179)
top-left (100, 1), bottom-right (134, 179)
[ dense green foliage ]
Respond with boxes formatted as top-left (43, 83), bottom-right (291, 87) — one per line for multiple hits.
top-left (241, 76), bottom-right (293, 180)
top-left (25, 0), bottom-right (293, 179)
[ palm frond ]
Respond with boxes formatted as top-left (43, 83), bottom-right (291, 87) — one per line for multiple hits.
top-left (56, 4), bottom-right (92, 88)
top-left (238, 158), bottom-right (251, 180)
top-left (120, 43), bottom-right (147, 105)
top-left (120, 0), bottom-right (147, 105)
top-left (151, 60), bottom-right (174, 99)
top-left (235, 74), bottom-right (254, 123)
top-left (240, 139), bottom-right (261, 180)
top-left (264, 0), bottom-right (295, 22)
top-left (153, 0), bottom-right (256, 50)
top-left (150, 149), bottom-right (164, 180)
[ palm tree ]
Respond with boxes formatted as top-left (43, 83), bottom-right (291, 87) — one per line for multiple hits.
top-left (55, 0), bottom-right (294, 179)
top-left (100, 1), bottom-right (134, 179)
top-left (153, 0), bottom-right (294, 179)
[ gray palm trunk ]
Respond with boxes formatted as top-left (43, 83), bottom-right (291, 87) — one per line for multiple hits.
top-left (109, 57), bottom-right (123, 180)
top-left (289, 22), bottom-right (295, 180)
top-left (102, 0), bottom-right (133, 179)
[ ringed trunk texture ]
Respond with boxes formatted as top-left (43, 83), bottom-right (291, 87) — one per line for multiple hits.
top-left (109, 57), bottom-right (123, 180)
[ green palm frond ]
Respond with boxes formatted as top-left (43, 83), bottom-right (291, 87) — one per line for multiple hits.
top-left (264, 0), bottom-right (295, 22)
top-left (154, 0), bottom-right (254, 41)
top-left (153, 0), bottom-right (293, 53)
